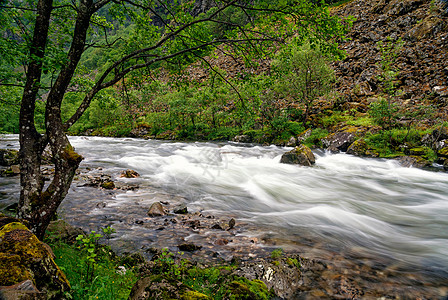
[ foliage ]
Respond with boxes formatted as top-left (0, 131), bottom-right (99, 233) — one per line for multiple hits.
top-left (369, 97), bottom-right (399, 130)
top-left (376, 38), bottom-right (403, 96)
top-left (303, 128), bottom-right (329, 147)
top-left (272, 42), bottom-right (336, 128)
top-left (271, 248), bottom-right (283, 259)
top-left (150, 248), bottom-right (274, 299)
top-left (47, 234), bottom-right (137, 299)
top-left (76, 231), bottom-right (103, 282)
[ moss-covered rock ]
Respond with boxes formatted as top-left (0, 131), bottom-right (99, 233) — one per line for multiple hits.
top-left (181, 290), bottom-right (211, 300)
top-left (100, 180), bottom-right (115, 189)
top-left (346, 139), bottom-right (379, 157)
top-left (409, 147), bottom-right (426, 156)
top-left (396, 156), bottom-right (431, 168)
top-left (0, 149), bottom-right (19, 166)
top-left (438, 147), bottom-right (448, 158)
top-left (0, 222), bottom-right (70, 299)
top-left (280, 145), bottom-right (315, 166)
top-left (228, 278), bottom-right (273, 300)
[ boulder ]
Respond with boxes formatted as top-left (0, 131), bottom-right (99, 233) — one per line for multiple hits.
top-left (173, 204), bottom-right (188, 214)
top-left (232, 256), bottom-right (302, 299)
top-left (0, 222), bottom-right (70, 299)
top-left (438, 147), bottom-right (448, 158)
top-left (147, 202), bottom-right (165, 217)
top-left (0, 149), bottom-right (19, 166)
top-left (100, 180), bottom-right (115, 189)
top-left (280, 145), bottom-right (315, 167)
top-left (46, 220), bottom-right (85, 243)
top-left (396, 156), bottom-right (431, 168)
top-left (232, 135), bottom-right (251, 143)
top-left (286, 136), bottom-right (298, 147)
top-left (321, 130), bottom-right (356, 153)
top-left (120, 169), bottom-right (140, 178)
top-left (346, 139), bottom-right (379, 157)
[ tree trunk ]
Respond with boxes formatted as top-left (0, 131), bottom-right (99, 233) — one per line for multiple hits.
top-left (18, 0), bottom-right (92, 239)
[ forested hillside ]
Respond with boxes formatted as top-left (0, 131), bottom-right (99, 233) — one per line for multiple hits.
top-left (1, 0), bottom-right (447, 168)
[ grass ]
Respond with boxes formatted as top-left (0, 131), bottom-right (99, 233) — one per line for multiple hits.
top-left (46, 238), bottom-right (138, 300)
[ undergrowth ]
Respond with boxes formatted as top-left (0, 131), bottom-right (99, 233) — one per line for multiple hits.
top-left (45, 232), bottom-right (138, 300)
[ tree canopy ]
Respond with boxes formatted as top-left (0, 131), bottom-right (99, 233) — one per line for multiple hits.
top-left (0, 0), bottom-right (350, 238)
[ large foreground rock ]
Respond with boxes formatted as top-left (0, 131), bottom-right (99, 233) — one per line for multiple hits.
top-left (280, 145), bottom-right (315, 166)
top-left (0, 221), bottom-right (70, 299)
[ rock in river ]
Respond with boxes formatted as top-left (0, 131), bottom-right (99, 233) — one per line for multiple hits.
top-left (147, 202), bottom-right (166, 217)
top-left (280, 145), bottom-right (315, 166)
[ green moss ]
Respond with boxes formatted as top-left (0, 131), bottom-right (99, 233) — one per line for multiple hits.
top-left (409, 147), bottom-right (426, 156)
top-left (100, 181), bottom-right (115, 189)
top-left (286, 257), bottom-right (301, 269)
top-left (181, 291), bottom-right (211, 300)
top-left (438, 147), bottom-right (448, 157)
top-left (228, 278), bottom-right (273, 300)
top-left (62, 145), bottom-right (83, 164)
top-left (270, 248), bottom-right (283, 259)
top-left (0, 222), bottom-right (70, 290)
top-left (0, 253), bottom-right (31, 286)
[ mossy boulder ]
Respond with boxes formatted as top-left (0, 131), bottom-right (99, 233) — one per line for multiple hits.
top-left (437, 147), bottom-right (448, 158)
top-left (408, 147), bottom-right (426, 156)
top-left (280, 145), bottom-right (315, 166)
top-left (100, 180), bottom-right (115, 189)
top-left (0, 149), bottom-right (19, 166)
top-left (228, 278), bottom-right (273, 300)
top-left (396, 156), bottom-right (431, 168)
top-left (0, 222), bottom-right (70, 299)
top-left (346, 139), bottom-right (379, 157)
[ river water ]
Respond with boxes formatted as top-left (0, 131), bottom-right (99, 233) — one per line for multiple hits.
top-left (1, 135), bottom-right (447, 296)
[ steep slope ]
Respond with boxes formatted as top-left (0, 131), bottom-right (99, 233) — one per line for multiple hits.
top-left (331, 0), bottom-right (448, 121)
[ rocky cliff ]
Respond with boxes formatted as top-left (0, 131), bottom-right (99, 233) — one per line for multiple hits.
top-left (331, 0), bottom-right (448, 120)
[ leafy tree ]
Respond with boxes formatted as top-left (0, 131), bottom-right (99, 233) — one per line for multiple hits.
top-left (0, 0), bottom-right (348, 238)
top-left (272, 42), bottom-right (335, 128)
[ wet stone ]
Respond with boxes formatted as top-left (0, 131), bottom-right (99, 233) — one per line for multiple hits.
top-left (178, 243), bottom-right (202, 252)
top-left (147, 202), bottom-right (165, 217)
top-left (174, 204), bottom-right (188, 214)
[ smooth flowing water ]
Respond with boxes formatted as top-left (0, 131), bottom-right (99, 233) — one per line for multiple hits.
top-left (1, 135), bottom-right (447, 295)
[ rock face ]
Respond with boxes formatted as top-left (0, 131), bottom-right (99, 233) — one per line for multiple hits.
top-left (331, 0), bottom-right (448, 119)
top-left (280, 145), bottom-right (315, 166)
top-left (0, 221), bottom-right (70, 299)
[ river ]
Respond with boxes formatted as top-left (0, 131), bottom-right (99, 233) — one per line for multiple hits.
top-left (1, 135), bottom-right (447, 297)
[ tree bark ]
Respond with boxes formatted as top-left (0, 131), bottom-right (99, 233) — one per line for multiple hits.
top-left (18, 0), bottom-right (53, 234)
top-left (18, 0), bottom-right (93, 239)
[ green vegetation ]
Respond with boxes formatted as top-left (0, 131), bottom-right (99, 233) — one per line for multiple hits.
top-left (46, 231), bottom-right (138, 300)
top-left (148, 249), bottom-right (275, 300)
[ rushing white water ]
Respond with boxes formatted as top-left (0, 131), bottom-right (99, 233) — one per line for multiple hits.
top-left (1, 135), bottom-right (448, 283)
